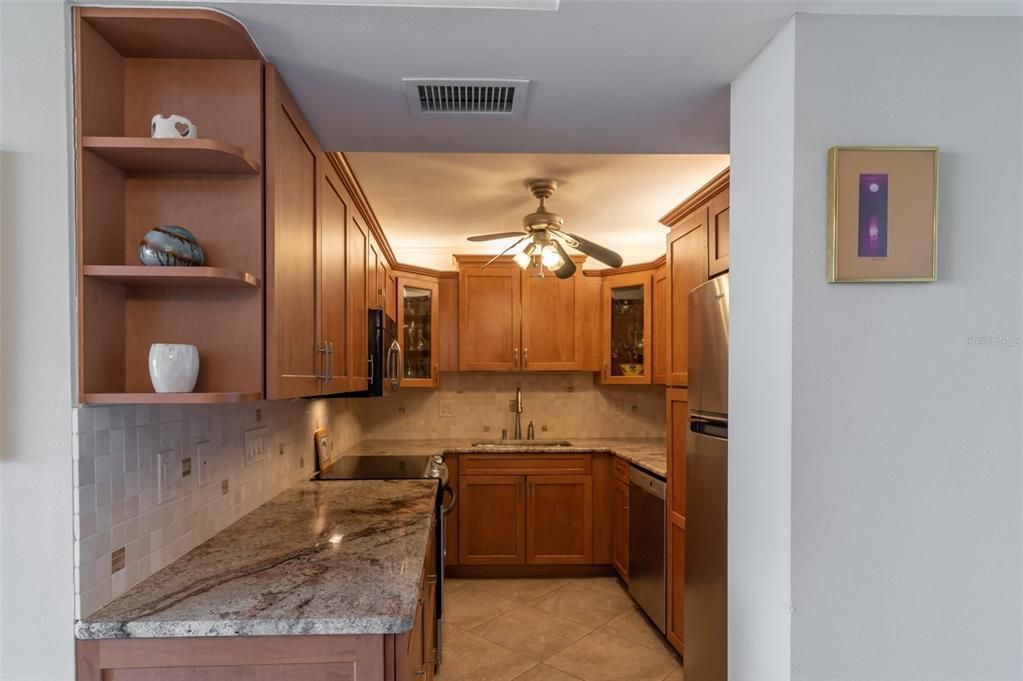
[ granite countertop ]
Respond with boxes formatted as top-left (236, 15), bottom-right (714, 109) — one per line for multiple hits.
top-left (76, 479), bottom-right (438, 640)
top-left (338, 438), bottom-right (668, 478)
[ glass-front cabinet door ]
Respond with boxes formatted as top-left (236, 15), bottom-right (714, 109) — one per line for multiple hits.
top-left (397, 275), bottom-right (440, 388)
top-left (601, 272), bottom-right (652, 384)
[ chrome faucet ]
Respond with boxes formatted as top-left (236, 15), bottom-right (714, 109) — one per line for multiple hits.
top-left (513, 387), bottom-right (523, 440)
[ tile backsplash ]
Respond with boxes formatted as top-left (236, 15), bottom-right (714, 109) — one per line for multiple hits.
top-left (355, 372), bottom-right (666, 440)
top-left (73, 398), bottom-right (362, 618)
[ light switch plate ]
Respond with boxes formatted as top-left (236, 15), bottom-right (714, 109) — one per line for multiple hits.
top-left (196, 440), bottom-right (211, 486)
top-left (157, 449), bottom-right (175, 504)
top-left (244, 427), bottom-right (269, 467)
top-left (438, 400), bottom-right (455, 417)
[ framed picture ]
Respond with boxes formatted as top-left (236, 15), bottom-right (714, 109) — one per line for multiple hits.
top-left (314, 428), bottom-right (332, 472)
top-left (828, 146), bottom-right (939, 282)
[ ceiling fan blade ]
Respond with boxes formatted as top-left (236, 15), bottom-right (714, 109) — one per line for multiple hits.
top-left (557, 231), bottom-right (624, 268)
top-left (551, 240), bottom-right (577, 279)
top-left (481, 235), bottom-right (529, 269)
top-left (467, 231), bottom-right (525, 242)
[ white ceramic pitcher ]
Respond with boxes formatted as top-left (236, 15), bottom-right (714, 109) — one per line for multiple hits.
top-left (150, 114), bottom-right (198, 139)
top-left (148, 344), bottom-right (199, 393)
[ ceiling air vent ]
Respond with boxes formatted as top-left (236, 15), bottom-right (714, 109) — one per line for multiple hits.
top-left (402, 78), bottom-right (530, 119)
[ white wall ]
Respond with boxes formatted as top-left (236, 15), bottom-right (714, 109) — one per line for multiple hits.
top-left (727, 18), bottom-right (795, 681)
top-left (731, 13), bottom-right (1023, 680)
top-left (0, 1), bottom-right (77, 679)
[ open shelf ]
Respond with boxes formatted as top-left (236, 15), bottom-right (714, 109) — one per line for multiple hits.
top-left (84, 265), bottom-right (260, 288)
top-left (82, 391), bottom-right (262, 405)
top-left (84, 137), bottom-right (260, 175)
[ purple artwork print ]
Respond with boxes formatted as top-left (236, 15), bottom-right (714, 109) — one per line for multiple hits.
top-left (858, 173), bottom-right (888, 258)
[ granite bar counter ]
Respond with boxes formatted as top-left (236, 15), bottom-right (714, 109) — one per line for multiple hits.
top-left (75, 479), bottom-right (438, 640)
top-left (337, 438), bottom-right (668, 478)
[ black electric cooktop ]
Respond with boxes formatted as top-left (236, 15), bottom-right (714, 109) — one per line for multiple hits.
top-left (315, 455), bottom-right (444, 481)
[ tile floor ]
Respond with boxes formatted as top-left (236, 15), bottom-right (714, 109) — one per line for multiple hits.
top-left (436, 576), bottom-right (683, 681)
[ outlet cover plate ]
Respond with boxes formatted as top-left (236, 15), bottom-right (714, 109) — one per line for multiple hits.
top-left (157, 449), bottom-right (175, 504)
top-left (196, 440), bottom-right (211, 486)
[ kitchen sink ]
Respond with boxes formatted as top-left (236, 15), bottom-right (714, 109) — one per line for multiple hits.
top-left (471, 439), bottom-right (575, 447)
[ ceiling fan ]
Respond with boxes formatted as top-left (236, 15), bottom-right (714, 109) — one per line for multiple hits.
top-left (466, 179), bottom-right (624, 279)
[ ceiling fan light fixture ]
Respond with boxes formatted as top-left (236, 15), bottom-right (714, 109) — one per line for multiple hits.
top-left (541, 244), bottom-right (563, 269)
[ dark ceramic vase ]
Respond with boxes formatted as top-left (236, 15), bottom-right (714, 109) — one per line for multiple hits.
top-left (138, 225), bottom-right (205, 266)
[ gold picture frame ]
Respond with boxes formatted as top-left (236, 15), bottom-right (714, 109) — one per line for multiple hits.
top-left (828, 146), bottom-right (939, 282)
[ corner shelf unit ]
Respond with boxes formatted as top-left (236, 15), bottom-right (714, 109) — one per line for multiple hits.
top-left (74, 8), bottom-right (266, 404)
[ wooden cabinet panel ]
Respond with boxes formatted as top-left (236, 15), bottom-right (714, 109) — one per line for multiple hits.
top-left (385, 272), bottom-right (396, 321)
top-left (612, 476), bottom-right (629, 581)
top-left (265, 65), bottom-right (321, 400)
top-left (458, 475), bottom-right (526, 565)
top-left (347, 215), bottom-right (369, 392)
top-left (667, 520), bottom-right (685, 654)
top-left (576, 273), bottom-right (602, 372)
top-left (708, 187), bottom-right (730, 277)
top-left (666, 387), bottom-right (687, 656)
top-left (652, 265), bottom-right (669, 385)
top-left (438, 276), bottom-right (459, 372)
top-left (521, 270), bottom-right (579, 371)
top-left (458, 262), bottom-right (521, 371)
top-left (443, 455), bottom-right (459, 568)
top-left (397, 275), bottom-right (440, 388)
top-left (460, 454), bottom-right (590, 477)
top-left (600, 271), bottom-right (652, 385)
top-left (318, 161), bottom-right (350, 394)
top-left (666, 211), bottom-right (708, 387)
top-left (368, 238), bottom-right (383, 310)
top-left (526, 475), bottom-right (593, 564)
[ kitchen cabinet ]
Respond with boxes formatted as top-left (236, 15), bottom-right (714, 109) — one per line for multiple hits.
top-left (457, 454), bottom-right (601, 567)
top-left (666, 387), bottom-right (688, 655)
top-left (661, 169), bottom-right (729, 387)
top-left (458, 475), bottom-right (526, 565)
top-left (456, 256), bottom-right (590, 372)
top-left (611, 456), bottom-right (630, 581)
top-left (347, 214), bottom-right (370, 392)
top-left (368, 236), bottom-right (387, 311)
top-left (652, 264), bottom-right (669, 385)
top-left (526, 475), bottom-right (593, 564)
top-left (399, 523), bottom-right (437, 681)
top-left (457, 259), bottom-right (522, 371)
top-left (397, 275), bottom-right (440, 388)
top-left (266, 64), bottom-right (325, 399)
top-left (708, 187), bottom-right (730, 277)
top-left (318, 158), bottom-right (353, 395)
top-left (438, 276), bottom-right (459, 372)
top-left (600, 272), bottom-right (652, 384)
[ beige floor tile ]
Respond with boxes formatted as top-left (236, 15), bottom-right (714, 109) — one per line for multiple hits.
top-left (574, 576), bottom-right (629, 596)
top-left (596, 606), bottom-right (676, 655)
top-left (474, 577), bottom-right (568, 604)
top-left (532, 582), bottom-right (634, 627)
top-left (445, 578), bottom-right (476, 593)
top-left (434, 626), bottom-right (538, 681)
top-left (512, 664), bottom-right (585, 681)
top-left (444, 583), bottom-right (521, 630)
top-left (472, 605), bottom-right (592, 661)
top-left (546, 631), bottom-right (679, 681)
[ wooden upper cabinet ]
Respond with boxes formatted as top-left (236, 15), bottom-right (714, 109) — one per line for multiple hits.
top-left (520, 267), bottom-right (582, 371)
top-left (600, 271), bottom-right (652, 385)
top-left (265, 64), bottom-right (322, 400)
top-left (367, 238), bottom-right (382, 310)
top-left (397, 275), bottom-right (440, 388)
top-left (708, 187), bottom-right (730, 277)
top-left (653, 264), bottom-right (669, 385)
top-left (385, 271), bottom-right (397, 321)
top-left (438, 276), bottom-right (459, 373)
top-left (458, 260), bottom-right (522, 371)
top-left (347, 215), bottom-right (369, 391)
top-left (666, 211), bottom-right (708, 387)
top-left (318, 160), bottom-right (351, 395)
top-left (526, 475), bottom-right (593, 564)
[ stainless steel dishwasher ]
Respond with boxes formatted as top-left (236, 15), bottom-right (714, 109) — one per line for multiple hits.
top-left (629, 465), bottom-right (667, 634)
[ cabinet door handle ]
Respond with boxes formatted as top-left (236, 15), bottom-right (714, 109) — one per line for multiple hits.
top-left (524, 347), bottom-right (528, 368)
top-left (317, 343), bottom-right (329, 380)
top-left (328, 341), bottom-right (335, 380)
top-left (514, 347), bottom-right (519, 369)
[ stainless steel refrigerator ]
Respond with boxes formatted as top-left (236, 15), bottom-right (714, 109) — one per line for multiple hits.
top-left (685, 273), bottom-right (728, 680)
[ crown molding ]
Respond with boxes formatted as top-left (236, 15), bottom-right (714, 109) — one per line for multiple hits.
top-left (659, 167), bottom-right (730, 227)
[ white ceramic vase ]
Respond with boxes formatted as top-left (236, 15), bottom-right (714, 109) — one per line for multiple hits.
top-left (148, 344), bottom-right (199, 393)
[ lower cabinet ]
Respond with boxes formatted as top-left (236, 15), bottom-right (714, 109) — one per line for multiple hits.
top-left (611, 464), bottom-right (630, 581)
top-left (666, 388), bottom-right (688, 655)
top-left (667, 521), bottom-right (685, 654)
top-left (457, 455), bottom-right (599, 566)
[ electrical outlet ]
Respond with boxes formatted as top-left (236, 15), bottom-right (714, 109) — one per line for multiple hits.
top-left (279, 443), bottom-right (285, 457)
top-left (111, 547), bottom-right (126, 573)
top-left (438, 400), bottom-right (455, 417)
top-left (181, 456), bottom-right (193, 478)
top-left (631, 403), bottom-right (639, 413)
top-left (299, 456), bottom-right (305, 469)
top-left (157, 449), bottom-right (175, 504)
top-left (255, 408), bottom-right (262, 423)
top-left (221, 479), bottom-right (229, 495)
top-left (196, 441), bottom-right (211, 486)
top-left (244, 427), bottom-right (269, 467)
top-left (541, 424), bottom-right (549, 433)
top-left (483, 425), bottom-right (491, 433)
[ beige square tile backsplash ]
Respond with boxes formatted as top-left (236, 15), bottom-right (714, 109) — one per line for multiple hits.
top-left (356, 372), bottom-right (666, 440)
top-left (73, 399), bottom-right (362, 619)
top-left (73, 373), bottom-right (664, 619)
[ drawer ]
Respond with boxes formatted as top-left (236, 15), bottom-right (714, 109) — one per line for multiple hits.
top-left (613, 456), bottom-right (631, 482)
top-left (461, 454), bottom-right (591, 476)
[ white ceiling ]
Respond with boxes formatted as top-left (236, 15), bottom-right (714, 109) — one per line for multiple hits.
top-left (91, 0), bottom-right (1021, 154)
top-left (346, 152), bottom-right (729, 268)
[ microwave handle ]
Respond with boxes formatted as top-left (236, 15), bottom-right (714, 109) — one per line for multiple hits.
top-left (388, 340), bottom-right (402, 392)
